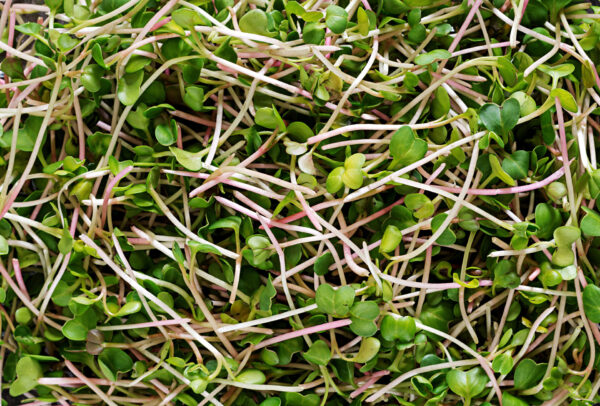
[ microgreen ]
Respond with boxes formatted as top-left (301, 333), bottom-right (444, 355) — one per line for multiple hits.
top-left (1, 0), bottom-right (599, 404)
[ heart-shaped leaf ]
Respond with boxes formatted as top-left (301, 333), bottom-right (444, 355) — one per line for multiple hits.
top-left (239, 9), bottom-right (276, 37)
top-left (479, 98), bottom-right (520, 137)
top-left (389, 126), bottom-right (427, 168)
top-left (98, 348), bottom-right (133, 381)
top-left (315, 284), bottom-right (355, 316)
top-left (118, 70), bottom-right (144, 106)
top-left (380, 314), bottom-right (416, 342)
top-left (302, 340), bottom-right (331, 365)
top-left (325, 5), bottom-right (348, 34)
top-left (9, 357), bottom-right (42, 397)
top-left (349, 301), bottom-right (379, 337)
top-left (514, 359), bottom-right (546, 389)
top-left (446, 367), bottom-right (488, 400)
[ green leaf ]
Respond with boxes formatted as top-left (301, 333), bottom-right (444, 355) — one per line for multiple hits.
top-left (389, 126), bottom-right (427, 168)
top-left (170, 147), bottom-right (204, 171)
top-left (0, 235), bottom-right (9, 255)
top-left (302, 340), bottom-right (331, 365)
top-left (16, 22), bottom-right (43, 37)
top-left (287, 121), bottom-right (314, 142)
top-left (535, 203), bottom-right (562, 240)
top-left (210, 216), bottom-right (241, 233)
top-left (239, 9), bottom-right (275, 36)
top-left (502, 392), bottom-right (529, 406)
top-left (314, 252), bottom-right (334, 276)
top-left (479, 98), bottom-right (520, 137)
top-left (98, 348), bottom-right (133, 381)
top-left (446, 367), bottom-right (488, 400)
top-left (62, 318), bottom-right (88, 341)
top-left (430, 213), bottom-right (456, 245)
top-left (172, 8), bottom-right (210, 28)
top-left (303, 22), bottom-right (325, 45)
top-left (537, 63), bottom-right (574, 83)
top-left (349, 301), bottom-right (379, 337)
top-left (357, 7), bottom-right (369, 36)
top-left (1, 58), bottom-right (24, 80)
top-left (492, 352), bottom-right (514, 375)
top-left (9, 357), bottom-right (42, 397)
top-left (155, 119), bottom-right (178, 146)
top-left (552, 245), bottom-right (574, 267)
top-left (581, 207), bottom-right (600, 237)
top-left (380, 314), bottom-right (416, 342)
top-left (325, 5), bottom-right (348, 34)
top-left (352, 337), bottom-right (380, 363)
top-left (255, 106), bottom-right (286, 131)
top-left (326, 167), bottom-right (345, 194)
top-left (118, 70), bottom-right (144, 106)
top-left (259, 276), bottom-right (276, 312)
top-left (285, 1), bottom-right (306, 16)
top-left (58, 228), bottom-right (74, 255)
top-left (414, 49), bottom-right (452, 66)
top-left (493, 260), bottom-right (520, 289)
top-left (551, 88), bottom-right (577, 113)
top-left (113, 301), bottom-right (142, 318)
top-left (405, 193), bottom-right (434, 219)
top-left (547, 0), bottom-right (574, 22)
top-left (183, 87), bottom-right (205, 111)
top-left (489, 154), bottom-right (516, 186)
top-left (342, 153), bottom-right (365, 189)
top-left (540, 110), bottom-right (555, 144)
top-left (57, 33), bottom-right (79, 52)
top-left (315, 284), bottom-right (355, 317)
top-left (511, 91), bottom-right (537, 116)
top-left (380, 225), bottom-right (403, 253)
top-left (583, 284), bottom-right (600, 323)
top-left (235, 369), bottom-right (266, 384)
top-left (501, 151), bottom-right (529, 180)
top-left (431, 86), bottom-right (450, 118)
top-left (514, 359), bottom-right (546, 389)
top-left (81, 64), bottom-right (104, 93)
top-left (553, 226), bottom-right (580, 246)
top-left (215, 38), bottom-right (237, 63)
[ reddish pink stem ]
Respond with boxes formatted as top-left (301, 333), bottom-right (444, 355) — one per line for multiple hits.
top-left (438, 166), bottom-right (566, 196)
top-left (11, 258), bottom-right (29, 301)
top-left (351, 370), bottom-right (390, 398)
top-left (150, 17), bottom-right (171, 31)
top-left (254, 319), bottom-right (352, 350)
top-left (7, 11), bottom-right (15, 55)
top-left (100, 166), bottom-right (133, 228)
top-left (448, 0), bottom-right (483, 54)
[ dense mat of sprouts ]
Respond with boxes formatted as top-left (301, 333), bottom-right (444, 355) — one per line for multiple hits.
top-left (2, 0), bottom-right (600, 404)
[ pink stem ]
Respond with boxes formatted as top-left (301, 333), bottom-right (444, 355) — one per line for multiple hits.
top-left (254, 319), bottom-right (352, 350)
top-left (100, 166), bottom-right (133, 229)
top-left (437, 166), bottom-right (566, 195)
top-left (12, 258), bottom-right (29, 301)
top-left (452, 41), bottom-right (512, 57)
top-left (447, 0), bottom-right (483, 54)
top-left (351, 370), bottom-right (390, 398)
top-left (528, 267), bottom-right (540, 281)
top-left (7, 11), bottom-right (15, 55)
top-left (150, 17), bottom-right (171, 31)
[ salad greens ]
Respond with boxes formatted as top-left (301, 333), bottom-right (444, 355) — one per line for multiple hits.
top-left (1, 0), bottom-right (600, 404)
